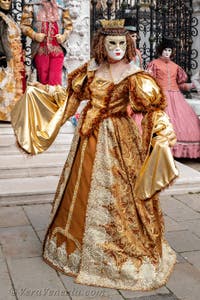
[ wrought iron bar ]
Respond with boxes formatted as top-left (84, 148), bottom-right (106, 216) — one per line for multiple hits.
top-left (107, 0), bottom-right (113, 19)
top-left (149, 0), bottom-right (155, 61)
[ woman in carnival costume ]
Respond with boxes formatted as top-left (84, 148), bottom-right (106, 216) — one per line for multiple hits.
top-left (0, 0), bottom-right (26, 121)
top-left (11, 19), bottom-right (178, 291)
top-left (146, 38), bottom-right (200, 158)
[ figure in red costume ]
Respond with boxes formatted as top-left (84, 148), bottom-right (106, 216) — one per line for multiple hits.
top-left (21, 0), bottom-right (72, 85)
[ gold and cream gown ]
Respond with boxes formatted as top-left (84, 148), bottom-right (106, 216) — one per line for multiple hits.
top-left (0, 12), bottom-right (25, 121)
top-left (11, 59), bottom-right (178, 291)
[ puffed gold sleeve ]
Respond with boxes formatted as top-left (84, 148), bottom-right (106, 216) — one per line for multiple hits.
top-left (129, 72), bottom-right (167, 113)
top-left (61, 63), bottom-right (89, 124)
top-left (61, 9), bottom-right (73, 41)
top-left (20, 5), bottom-right (36, 40)
top-left (129, 72), bottom-right (178, 200)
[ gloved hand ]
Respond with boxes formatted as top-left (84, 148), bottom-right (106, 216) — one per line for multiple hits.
top-left (34, 32), bottom-right (46, 43)
top-left (55, 30), bottom-right (68, 44)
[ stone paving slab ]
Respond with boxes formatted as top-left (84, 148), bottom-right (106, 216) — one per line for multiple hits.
top-left (0, 258), bottom-right (16, 300)
top-left (0, 226), bottom-right (42, 258)
top-left (119, 286), bottom-right (170, 299)
top-left (160, 196), bottom-right (200, 221)
top-left (70, 297), bottom-right (122, 300)
top-left (0, 206), bottom-right (29, 227)
top-left (173, 193), bottom-right (200, 212)
top-left (181, 250), bottom-right (200, 272)
top-left (123, 295), bottom-right (178, 300)
top-left (166, 230), bottom-right (200, 252)
top-left (0, 177), bottom-right (58, 196)
top-left (175, 253), bottom-right (188, 264)
top-left (7, 257), bottom-right (71, 300)
top-left (0, 193), bottom-right (54, 207)
top-left (23, 204), bottom-right (51, 231)
top-left (60, 274), bottom-right (123, 299)
top-left (178, 219), bottom-right (200, 238)
top-left (166, 263), bottom-right (200, 300)
top-left (0, 243), bottom-right (4, 259)
top-left (163, 215), bottom-right (188, 232)
top-left (36, 230), bottom-right (46, 243)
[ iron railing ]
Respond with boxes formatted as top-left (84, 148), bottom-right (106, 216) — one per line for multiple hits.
top-left (91, 0), bottom-right (198, 75)
top-left (11, 0), bottom-right (198, 77)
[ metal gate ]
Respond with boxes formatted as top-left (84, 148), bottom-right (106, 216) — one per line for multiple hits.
top-left (12, 0), bottom-right (32, 69)
top-left (11, 1), bottom-right (198, 76)
top-left (91, 0), bottom-right (198, 75)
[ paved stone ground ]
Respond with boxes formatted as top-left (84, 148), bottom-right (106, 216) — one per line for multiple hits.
top-left (0, 160), bottom-right (200, 300)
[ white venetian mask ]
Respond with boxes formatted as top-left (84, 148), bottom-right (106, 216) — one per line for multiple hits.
top-left (162, 48), bottom-right (172, 59)
top-left (104, 35), bottom-right (127, 61)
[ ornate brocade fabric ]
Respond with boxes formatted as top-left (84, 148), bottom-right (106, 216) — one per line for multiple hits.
top-left (0, 12), bottom-right (24, 121)
top-left (41, 62), bottom-right (177, 291)
top-left (43, 117), bottom-right (176, 290)
top-left (11, 60), bottom-right (178, 290)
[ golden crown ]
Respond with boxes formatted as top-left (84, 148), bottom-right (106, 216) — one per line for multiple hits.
top-left (100, 19), bottom-right (125, 29)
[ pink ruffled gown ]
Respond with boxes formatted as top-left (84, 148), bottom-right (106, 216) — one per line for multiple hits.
top-left (147, 57), bottom-right (200, 158)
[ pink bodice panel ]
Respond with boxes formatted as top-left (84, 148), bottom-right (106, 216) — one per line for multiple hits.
top-left (147, 58), bottom-right (188, 91)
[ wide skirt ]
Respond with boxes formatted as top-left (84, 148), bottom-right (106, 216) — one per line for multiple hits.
top-left (165, 91), bottom-right (200, 158)
top-left (43, 116), bottom-right (176, 291)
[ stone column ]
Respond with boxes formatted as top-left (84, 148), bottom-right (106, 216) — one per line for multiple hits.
top-left (64, 0), bottom-right (90, 75)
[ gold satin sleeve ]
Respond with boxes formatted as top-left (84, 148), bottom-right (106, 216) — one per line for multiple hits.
top-left (134, 111), bottom-right (179, 200)
top-left (129, 72), bottom-right (167, 112)
top-left (20, 5), bottom-right (35, 40)
top-left (62, 70), bottom-right (88, 124)
top-left (11, 64), bottom-right (89, 155)
top-left (62, 9), bottom-right (73, 37)
top-left (11, 85), bottom-right (68, 155)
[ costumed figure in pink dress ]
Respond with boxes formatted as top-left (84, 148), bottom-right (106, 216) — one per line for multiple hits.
top-left (124, 19), bottom-right (143, 133)
top-left (11, 20), bottom-right (178, 291)
top-left (20, 0), bottom-right (72, 85)
top-left (146, 38), bottom-right (200, 158)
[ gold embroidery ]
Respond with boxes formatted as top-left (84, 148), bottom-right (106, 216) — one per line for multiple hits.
top-left (75, 120), bottom-right (176, 290)
top-left (43, 236), bottom-right (81, 275)
top-left (42, 67), bottom-right (177, 291)
top-left (0, 12), bottom-right (24, 121)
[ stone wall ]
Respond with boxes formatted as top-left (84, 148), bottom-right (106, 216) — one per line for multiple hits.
top-left (64, 0), bottom-right (90, 75)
